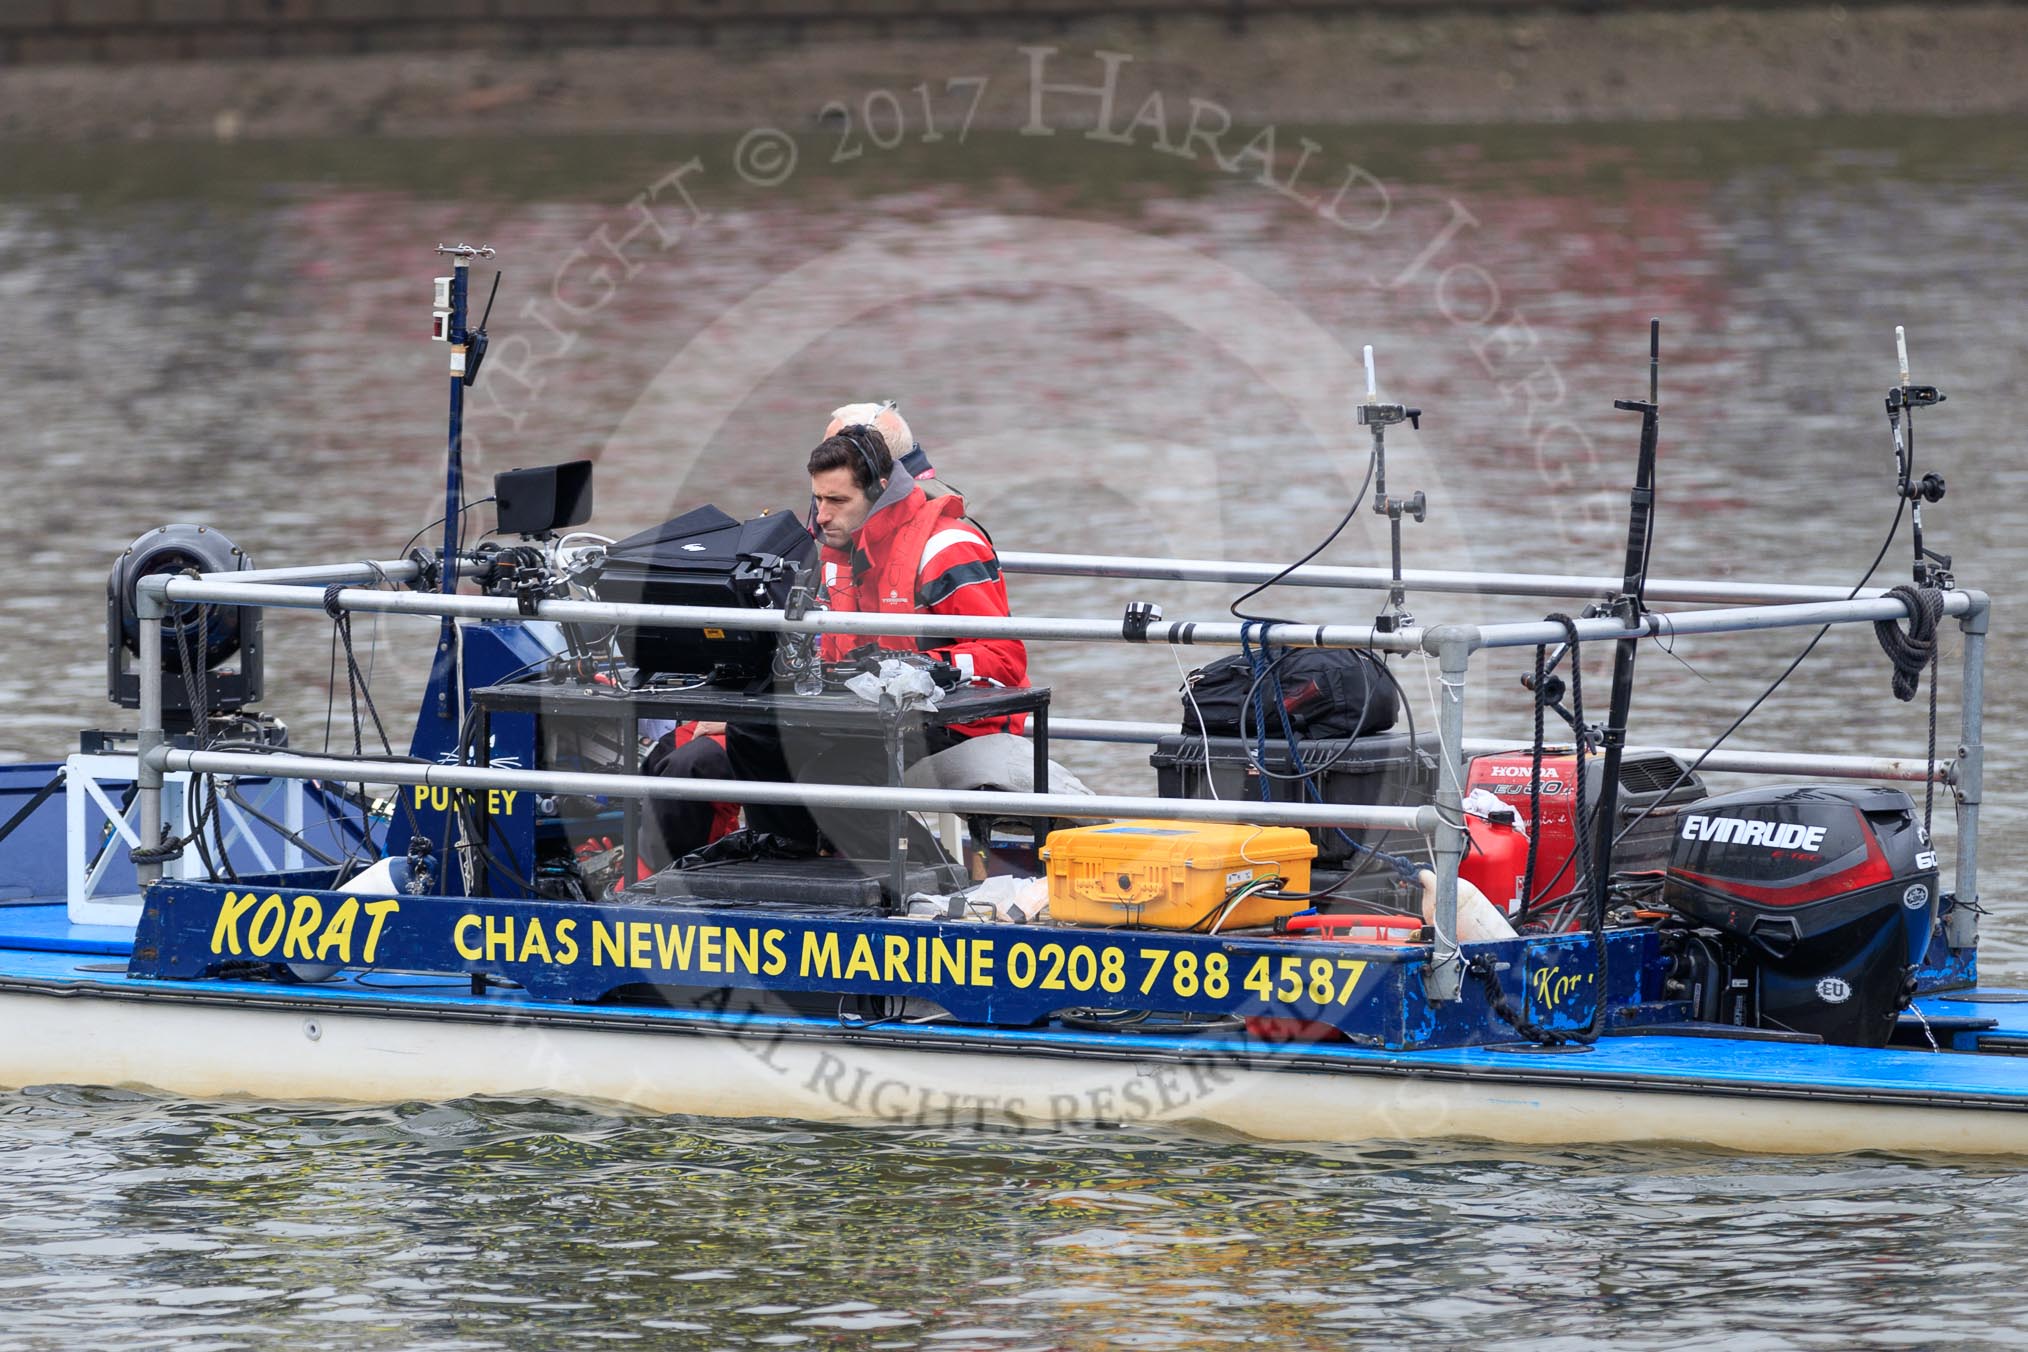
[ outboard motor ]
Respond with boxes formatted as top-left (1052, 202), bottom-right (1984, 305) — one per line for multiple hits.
top-left (1662, 785), bottom-right (1938, 1047)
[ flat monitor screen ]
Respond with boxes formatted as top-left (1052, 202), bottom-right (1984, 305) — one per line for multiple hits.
top-left (597, 505), bottom-right (814, 682)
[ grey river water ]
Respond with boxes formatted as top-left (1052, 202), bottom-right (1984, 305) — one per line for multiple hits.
top-left (3, 111), bottom-right (2028, 1346)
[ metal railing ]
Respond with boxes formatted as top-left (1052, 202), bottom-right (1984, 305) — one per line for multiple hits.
top-left (131, 556), bottom-right (1989, 1001)
top-left (227, 551), bottom-right (1927, 608)
top-left (1045, 718), bottom-right (1955, 784)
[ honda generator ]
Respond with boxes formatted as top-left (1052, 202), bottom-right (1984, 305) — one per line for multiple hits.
top-left (1659, 785), bottom-right (1939, 1047)
top-left (1464, 748), bottom-right (1707, 908)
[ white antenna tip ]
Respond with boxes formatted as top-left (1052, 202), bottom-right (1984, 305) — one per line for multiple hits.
top-left (1363, 345), bottom-right (1377, 400)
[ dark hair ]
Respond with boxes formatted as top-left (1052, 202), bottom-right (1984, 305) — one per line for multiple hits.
top-left (807, 424), bottom-right (891, 494)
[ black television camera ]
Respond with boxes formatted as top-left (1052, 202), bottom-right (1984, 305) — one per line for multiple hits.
top-left (595, 505), bottom-right (816, 688)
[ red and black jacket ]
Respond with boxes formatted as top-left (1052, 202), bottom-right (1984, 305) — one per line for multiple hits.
top-left (817, 472), bottom-right (1027, 733)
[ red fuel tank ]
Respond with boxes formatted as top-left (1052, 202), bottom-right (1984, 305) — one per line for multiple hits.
top-left (1461, 808), bottom-right (1532, 917)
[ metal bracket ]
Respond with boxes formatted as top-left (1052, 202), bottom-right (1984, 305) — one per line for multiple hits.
top-left (1886, 383), bottom-right (1946, 412)
top-left (1358, 402), bottom-right (1421, 431)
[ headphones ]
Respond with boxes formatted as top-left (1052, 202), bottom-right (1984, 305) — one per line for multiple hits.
top-left (834, 423), bottom-right (890, 494)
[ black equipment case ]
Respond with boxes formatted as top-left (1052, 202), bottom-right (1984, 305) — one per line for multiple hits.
top-left (596, 505), bottom-right (815, 682)
top-left (1150, 731), bottom-right (1437, 868)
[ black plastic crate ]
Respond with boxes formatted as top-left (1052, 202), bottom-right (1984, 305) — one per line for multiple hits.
top-left (1149, 731), bottom-right (1438, 867)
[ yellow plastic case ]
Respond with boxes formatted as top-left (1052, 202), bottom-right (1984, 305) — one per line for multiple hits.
top-left (1042, 819), bottom-right (1317, 930)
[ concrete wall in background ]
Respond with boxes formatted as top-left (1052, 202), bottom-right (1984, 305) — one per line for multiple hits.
top-left (0, 0), bottom-right (1931, 66)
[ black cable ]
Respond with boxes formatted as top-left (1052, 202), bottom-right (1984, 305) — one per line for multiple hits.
top-left (1502, 613), bottom-right (1605, 1044)
top-left (1267, 874), bottom-right (1423, 914)
top-left (321, 623), bottom-right (341, 756)
top-left (203, 739), bottom-right (432, 766)
top-left (476, 270), bottom-right (502, 332)
top-left (219, 780), bottom-right (344, 867)
top-left (318, 581), bottom-right (439, 873)
top-left (1568, 613), bottom-right (1611, 1044)
top-left (1228, 623), bottom-right (1423, 795)
top-left (1924, 640), bottom-right (1940, 837)
top-left (394, 496), bottom-right (497, 568)
top-left (453, 701), bottom-right (540, 896)
top-left (323, 585), bottom-right (396, 758)
top-left (1608, 497), bottom-right (1908, 853)
top-left (322, 585), bottom-right (384, 868)
top-left (172, 600), bottom-right (235, 881)
top-left (1520, 641), bottom-right (1550, 912)
top-left (1513, 617), bottom-right (1593, 932)
top-left (1228, 445), bottom-right (1378, 623)
top-left (1559, 615), bottom-right (1593, 921)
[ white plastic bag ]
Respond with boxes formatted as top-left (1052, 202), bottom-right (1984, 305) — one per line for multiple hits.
top-left (967, 874), bottom-right (1050, 924)
top-left (844, 658), bottom-right (943, 711)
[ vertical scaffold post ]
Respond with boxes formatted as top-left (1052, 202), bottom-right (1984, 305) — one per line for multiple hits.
top-left (1425, 624), bottom-right (1475, 1001)
top-left (1950, 591), bottom-right (1988, 949)
top-left (135, 580), bottom-right (166, 887)
top-left (427, 242), bottom-right (494, 727)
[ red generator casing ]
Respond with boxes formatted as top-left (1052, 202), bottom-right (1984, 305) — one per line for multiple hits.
top-left (1464, 749), bottom-right (1707, 912)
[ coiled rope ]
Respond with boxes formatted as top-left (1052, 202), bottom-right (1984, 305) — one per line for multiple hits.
top-left (1874, 583), bottom-right (1946, 835)
top-left (1874, 583), bottom-right (1944, 703)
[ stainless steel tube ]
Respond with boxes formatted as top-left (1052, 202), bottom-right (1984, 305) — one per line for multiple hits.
top-left (135, 580), bottom-right (167, 887)
top-left (1475, 592), bottom-right (1977, 651)
top-left (1047, 718), bottom-right (1185, 744)
top-left (154, 577), bottom-right (1425, 653)
top-left (998, 550), bottom-right (1909, 607)
top-left (1424, 627), bottom-right (1474, 1002)
top-left (154, 748), bottom-right (1442, 834)
top-left (1950, 591), bottom-right (1989, 949)
top-left (1040, 720), bottom-right (1952, 784)
top-left (209, 559), bottom-right (424, 587)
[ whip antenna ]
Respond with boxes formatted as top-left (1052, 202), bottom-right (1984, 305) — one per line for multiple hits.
top-left (1646, 318), bottom-right (1662, 407)
top-left (1356, 344), bottom-right (1425, 632)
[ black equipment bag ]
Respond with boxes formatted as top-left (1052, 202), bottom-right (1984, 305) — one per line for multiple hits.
top-left (1180, 648), bottom-right (1398, 741)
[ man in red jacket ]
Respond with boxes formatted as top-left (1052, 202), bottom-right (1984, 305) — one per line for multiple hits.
top-left (726, 421), bottom-right (1028, 862)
